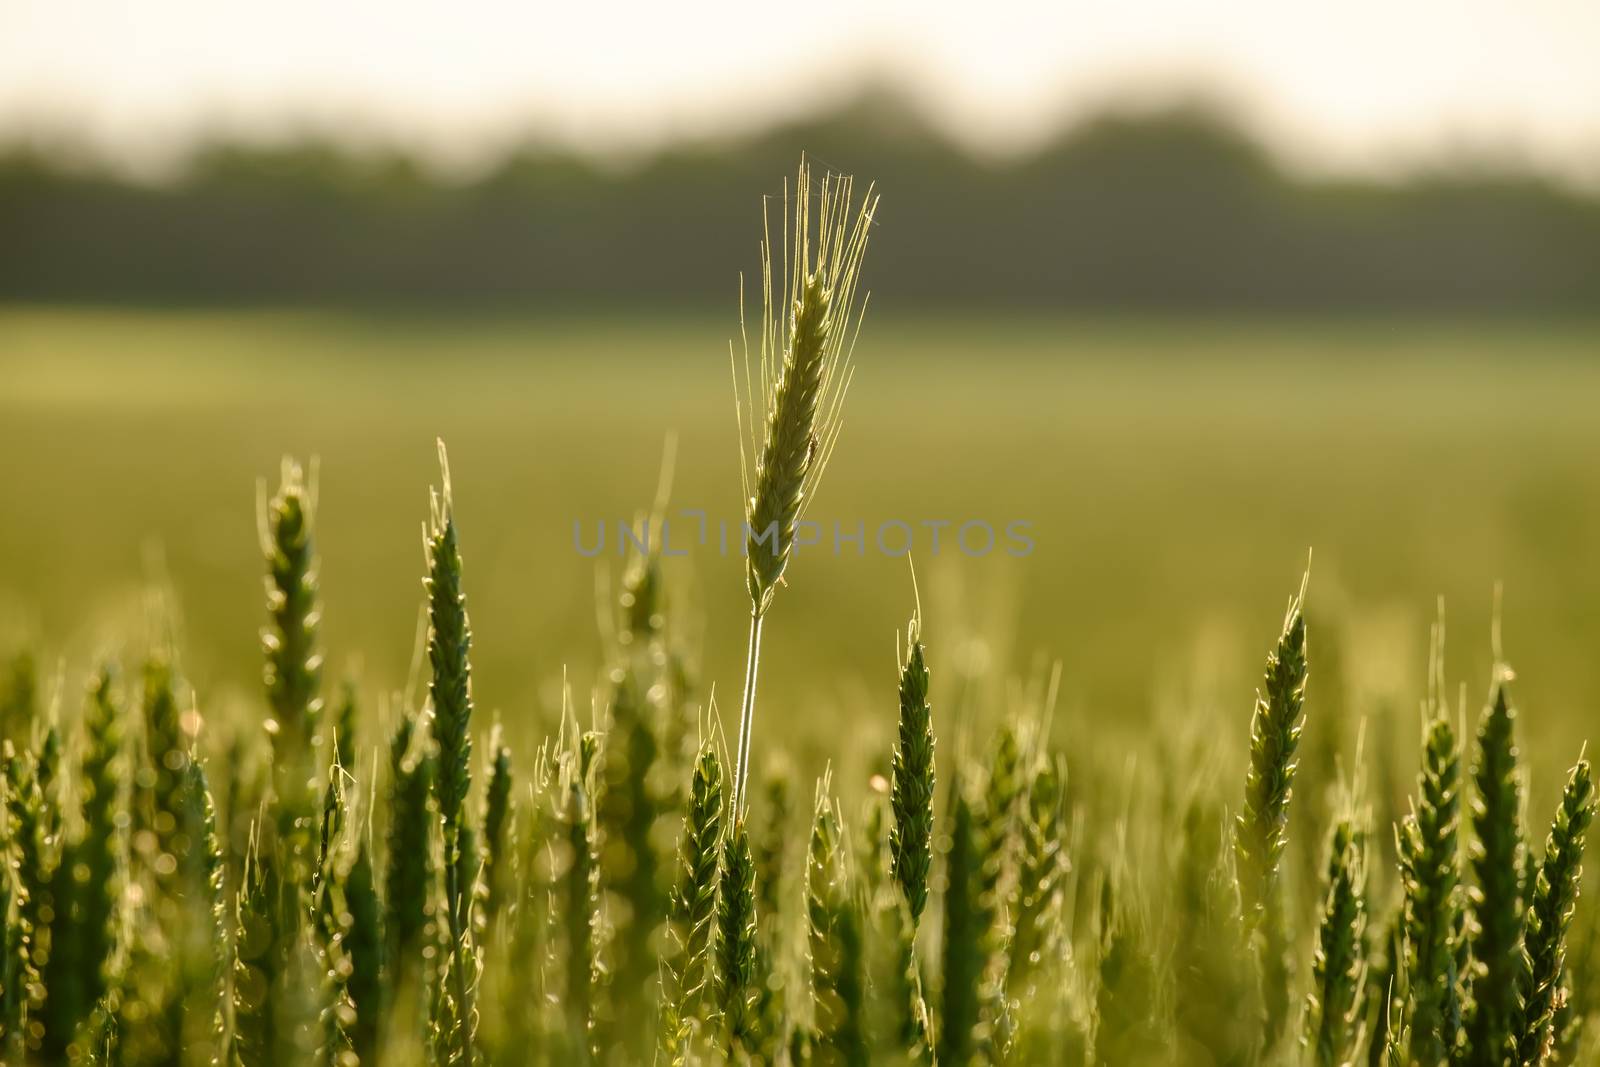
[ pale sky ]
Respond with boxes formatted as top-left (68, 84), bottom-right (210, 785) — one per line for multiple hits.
top-left (2, 0), bottom-right (1599, 183)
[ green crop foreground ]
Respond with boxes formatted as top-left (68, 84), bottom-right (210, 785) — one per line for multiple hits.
top-left (0, 162), bottom-right (1596, 1066)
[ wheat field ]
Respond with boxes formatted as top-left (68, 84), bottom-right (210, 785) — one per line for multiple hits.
top-left (0, 165), bottom-right (1596, 1065)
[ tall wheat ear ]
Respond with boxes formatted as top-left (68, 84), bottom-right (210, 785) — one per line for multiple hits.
top-left (729, 158), bottom-right (878, 815)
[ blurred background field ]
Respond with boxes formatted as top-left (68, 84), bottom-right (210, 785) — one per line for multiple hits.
top-left (4, 307), bottom-right (1599, 814)
top-left (4, 1), bottom-right (1600, 819)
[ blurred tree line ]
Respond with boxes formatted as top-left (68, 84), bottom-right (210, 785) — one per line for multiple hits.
top-left (3, 93), bottom-right (1598, 310)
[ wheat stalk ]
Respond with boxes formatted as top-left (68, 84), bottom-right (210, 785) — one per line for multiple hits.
top-left (728, 159), bottom-right (877, 815)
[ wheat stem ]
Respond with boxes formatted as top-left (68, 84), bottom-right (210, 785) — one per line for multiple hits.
top-left (732, 611), bottom-right (763, 816)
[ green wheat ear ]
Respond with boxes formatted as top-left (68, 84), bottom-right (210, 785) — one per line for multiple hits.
top-left (975, 723), bottom-right (1025, 1061)
top-left (1174, 793), bottom-right (1260, 1063)
top-left (662, 741), bottom-right (725, 1062)
top-left (73, 665), bottom-right (124, 1043)
top-left (1234, 575), bottom-right (1309, 1047)
top-left (597, 666), bottom-right (664, 1010)
top-left (938, 770), bottom-right (987, 1067)
top-left (730, 159), bottom-right (878, 815)
top-left (1010, 753), bottom-right (1069, 988)
top-left (383, 707), bottom-right (431, 999)
top-left (807, 771), bottom-right (866, 1066)
top-left (890, 614), bottom-right (935, 927)
top-left (424, 439), bottom-right (480, 1065)
top-left (344, 835), bottom-right (384, 1067)
top-left (425, 440), bottom-right (474, 854)
top-left (1464, 670), bottom-right (1524, 1064)
top-left (0, 836), bottom-right (20, 1062)
top-left (1303, 809), bottom-right (1367, 1067)
top-left (480, 725), bottom-right (514, 928)
top-left (1514, 756), bottom-right (1593, 1066)
top-left (261, 457), bottom-right (324, 802)
top-left (333, 679), bottom-right (358, 782)
top-left (232, 822), bottom-right (282, 1067)
top-left (561, 730), bottom-right (601, 1061)
top-left (1398, 707), bottom-right (1463, 1064)
top-left (737, 161), bottom-right (877, 615)
top-left (716, 819), bottom-right (759, 1055)
top-left (178, 757), bottom-right (230, 1054)
top-left (4, 743), bottom-right (45, 1056)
